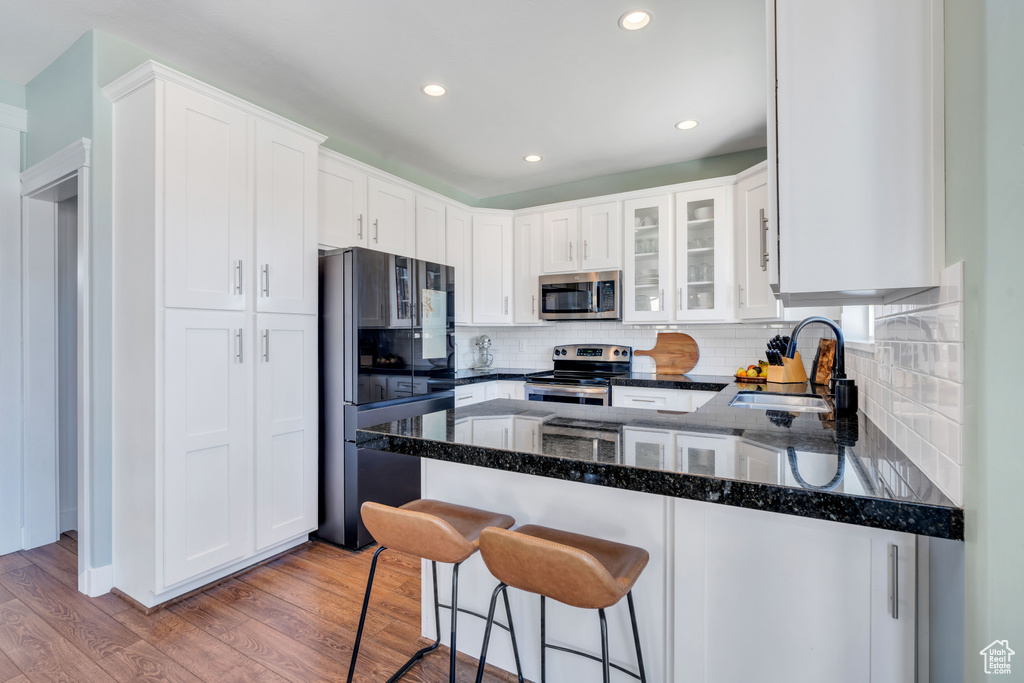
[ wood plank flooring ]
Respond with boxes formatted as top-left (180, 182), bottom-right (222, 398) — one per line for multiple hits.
top-left (0, 534), bottom-right (525, 682)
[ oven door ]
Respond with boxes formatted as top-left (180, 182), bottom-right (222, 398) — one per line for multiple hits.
top-left (525, 383), bottom-right (610, 406)
top-left (539, 271), bottom-right (620, 320)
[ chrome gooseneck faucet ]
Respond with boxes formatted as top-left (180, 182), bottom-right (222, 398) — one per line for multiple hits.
top-left (784, 316), bottom-right (858, 416)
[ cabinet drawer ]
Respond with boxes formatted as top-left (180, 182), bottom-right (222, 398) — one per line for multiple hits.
top-left (612, 386), bottom-right (689, 411)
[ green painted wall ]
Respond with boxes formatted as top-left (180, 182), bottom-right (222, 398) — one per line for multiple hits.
top-left (478, 148), bottom-right (769, 210)
top-left (25, 32), bottom-right (94, 167)
top-left (946, 1), bottom-right (1024, 680)
top-left (0, 78), bottom-right (26, 109)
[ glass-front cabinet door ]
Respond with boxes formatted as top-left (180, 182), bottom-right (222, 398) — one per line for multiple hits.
top-left (674, 186), bottom-right (734, 321)
top-left (623, 195), bottom-right (673, 322)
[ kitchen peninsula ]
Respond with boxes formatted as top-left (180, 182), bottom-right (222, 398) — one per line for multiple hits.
top-left (357, 379), bottom-right (961, 683)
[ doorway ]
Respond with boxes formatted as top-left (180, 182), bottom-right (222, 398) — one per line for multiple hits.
top-left (18, 139), bottom-right (97, 594)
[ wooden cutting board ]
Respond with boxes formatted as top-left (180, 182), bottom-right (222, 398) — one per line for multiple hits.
top-left (635, 333), bottom-right (700, 374)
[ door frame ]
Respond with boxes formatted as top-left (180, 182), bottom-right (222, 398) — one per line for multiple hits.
top-left (20, 138), bottom-right (99, 594)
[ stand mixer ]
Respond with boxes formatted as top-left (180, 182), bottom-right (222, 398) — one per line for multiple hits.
top-left (475, 335), bottom-right (494, 369)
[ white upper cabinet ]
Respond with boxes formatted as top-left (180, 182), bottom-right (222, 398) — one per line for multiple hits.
top-left (673, 186), bottom-right (734, 322)
top-left (770, 0), bottom-right (943, 304)
top-left (735, 164), bottom-right (782, 320)
top-left (513, 214), bottom-right (543, 324)
top-left (254, 314), bottom-right (317, 551)
top-left (578, 202), bottom-right (622, 270)
top-left (317, 155), bottom-right (367, 250)
top-left (163, 309), bottom-right (251, 588)
top-left (254, 120), bottom-right (319, 315)
top-left (471, 214), bottom-right (514, 325)
top-left (162, 82), bottom-right (249, 311)
top-left (541, 208), bottom-right (578, 274)
top-left (367, 177), bottom-right (416, 257)
top-left (623, 195), bottom-right (673, 322)
top-left (445, 206), bottom-right (473, 324)
top-left (415, 194), bottom-right (446, 264)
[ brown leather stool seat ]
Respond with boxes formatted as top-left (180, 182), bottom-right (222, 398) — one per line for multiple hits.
top-left (474, 524), bottom-right (649, 683)
top-left (346, 500), bottom-right (519, 683)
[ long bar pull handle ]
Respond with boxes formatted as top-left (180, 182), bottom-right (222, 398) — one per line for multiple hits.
top-left (261, 264), bottom-right (270, 297)
top-left (357, 214), bottom-right (363, 240)
top-left (888, 544), bottom-right (899, 619)
top-left (660, 289), bottom-right (665, 309)
top-left (262, 329), bottom-right (270, 362)
top-left (760, 208), bottom-right (769, 271)
top-left (678, 288), bottom-right (683, 311)
top-left (584, 240), bottom-right (589, 261)
top-left (738, 284), bottom-right (745, 307)
top-left (235, 329), bottom-right (243, 363)
top-left (504, 296), bottom-right (509, 315)
top-left (633, 398), bottom-right (657, 403)
top-left (234, 260), bottom-right (243, 295)
top-left (532, 294), bottom-right (536, 315)
top-left (374, 219), bottom-right (379, 244)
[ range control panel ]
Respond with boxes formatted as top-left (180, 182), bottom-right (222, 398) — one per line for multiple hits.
top-left (552, 344), bottom-right (632, 362)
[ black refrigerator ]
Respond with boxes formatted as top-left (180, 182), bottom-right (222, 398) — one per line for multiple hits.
top-left (317, 248), bottom-right (455, 549)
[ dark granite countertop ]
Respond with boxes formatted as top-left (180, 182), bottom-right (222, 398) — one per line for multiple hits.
top-left (611, 372), bottom-right (733, 391)
top-left (356, 378), bottom-right (963, 540)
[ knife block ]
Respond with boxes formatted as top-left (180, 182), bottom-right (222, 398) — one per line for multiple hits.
top-left (766, 351), bottom-right (809, 384)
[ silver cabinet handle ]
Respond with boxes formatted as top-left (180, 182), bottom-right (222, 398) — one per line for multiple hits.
top-left (357, 214), bottom-right (363, 240)
top-left (888, 544), bottom-right (899, 619)
top-left (503, 428), bottom-right (509, 449)
top-left (261, 264), bottom-right (270, 297)
top-left (262, 329), bottom-right (270, 362)
top-left (234, 260), bottom-right (243, 295)
top-left (569, 241), bottom-right (574, 262)
top-left (633, 398), bottom-right (657, 403)
top-left (760, 208), bottom-right (769, 271)
top-left (374, 218), bottom-right (379, 244)
top-left (235, 328), bottom-right (243, 363)
top-left (660, 289), bottom-right (664, 308)
top-left (504, 296), bottom-right (509, 315)
top-left (738, 284), bottom-right (745, 307)
top-left (584, 240), bottom-right (589, 260)
top-left (678, 288), bottom-right (683, 311)
top-left (532, 294), bottom-right (536, 315)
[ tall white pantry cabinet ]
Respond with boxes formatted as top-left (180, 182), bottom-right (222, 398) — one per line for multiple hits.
top-left (105, 62), bottom-right (324, 608)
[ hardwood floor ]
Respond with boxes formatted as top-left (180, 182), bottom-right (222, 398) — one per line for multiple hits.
top-left (0, 533), bottom-right (524, 682)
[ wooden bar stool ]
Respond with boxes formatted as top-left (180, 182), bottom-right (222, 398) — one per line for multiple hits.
top-left (474, 524), bottom-right (649, 683)
top-left (347, 499), bottom-right (522, 683)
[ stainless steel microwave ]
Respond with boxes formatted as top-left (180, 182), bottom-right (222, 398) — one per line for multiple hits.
top-left (538, 271), bottom-right (621, 321)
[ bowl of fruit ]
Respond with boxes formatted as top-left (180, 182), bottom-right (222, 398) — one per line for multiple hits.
top-left (735, 361), bottom-right (769, 383)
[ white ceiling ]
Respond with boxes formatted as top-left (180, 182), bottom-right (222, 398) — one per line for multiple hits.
top-left (0, 0), bottom-right (767, 200)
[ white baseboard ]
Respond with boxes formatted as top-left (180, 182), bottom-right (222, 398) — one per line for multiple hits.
top-left (80, 563), bottom-right (113, 597)
top-left (60, 509), bottom-right (77, 534)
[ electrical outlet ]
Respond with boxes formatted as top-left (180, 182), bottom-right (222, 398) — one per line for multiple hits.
top-left (518, 339), bottom-right (527, 352)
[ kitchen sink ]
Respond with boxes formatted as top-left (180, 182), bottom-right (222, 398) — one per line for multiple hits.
top-left (728, 391), bottom-right (831, 413)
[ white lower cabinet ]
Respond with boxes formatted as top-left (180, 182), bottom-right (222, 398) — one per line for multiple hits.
top-left (454, 383), bottom-right (485, 407)
top-left (454, 380), bottom-right (524, 407)
top-left (254, 314), bottom-right (318, 551)
top-left (612, 386), bottom-right (718, 412)
top-left (163, 310), bottom-right (251, 588)
top-left (674, 501), bottom-right (916, 683)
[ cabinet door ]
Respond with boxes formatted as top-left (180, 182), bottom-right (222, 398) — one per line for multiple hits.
top-left (163, 82), bottom-right (249, 311)
top-left (622, 428), bottom-right (675, 469)
top-left (471, 215), bottom-right (513, 324)
top-left (674, 186), bottom-right (734, 322)
top-left (513, 214), bottom-right (543, 324)
top-left (454, 383), bottom-right (484, 407)
top-left (368, 177), bottom-right (415, 257)
top-left (318, 157), bottom-right (367, 249)
top-left (513, 417), bottom-right (542, 453)
top-left (470, 417), bottom-right (513, 450)
top-left (623, 196), bottom-right (673, 322)
top-left (254, 120), bottom-right (319, 315)
top-left (416, 195), bottom-right (446, 263)
top-left (735, 167), bottom-right (782, 320)
top-left (255, 314), bottom-right (317, 550)
top-left (445, 206), bottom-right (472, 324)
top-left (541, 208), bottom-right (578, 273)
top-left (163, 310), bottom-right (250, 587)
top-left (579, 202), bottom-right (622, 270)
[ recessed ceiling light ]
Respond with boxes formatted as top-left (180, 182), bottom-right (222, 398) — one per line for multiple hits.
top-left (422, 84), bottom-right (446, 97)
top-left (524, 155), bottom-right (542, 163)
top-left (675, 120), bottom-right (699, 130)
top-left (619, 10), bottom-right (652, 30)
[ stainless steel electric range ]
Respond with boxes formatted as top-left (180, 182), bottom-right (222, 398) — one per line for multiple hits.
top-left (523, 344), bottom-right (632, 406)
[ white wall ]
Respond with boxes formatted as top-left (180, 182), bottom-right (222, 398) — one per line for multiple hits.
top-left (845, 262), bottom-right (965, 505)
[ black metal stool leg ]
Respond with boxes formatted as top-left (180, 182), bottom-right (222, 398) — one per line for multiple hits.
top-left (501, 587), bottom-right (524, 683)
top-left (347, 545), bottom-right (386, 683)
top-left (474, 582), bottom-right (506, 683)
top-left (384, 562), bottom-right (442, 683)
top-left (448, 562), bottom-right (460, 683)
top-left (627, 591), bottom-right (647, 683)
top-left (598, 608), bottom-right (611, 683)
top-left (540, 595), bottom-right (547, 683)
